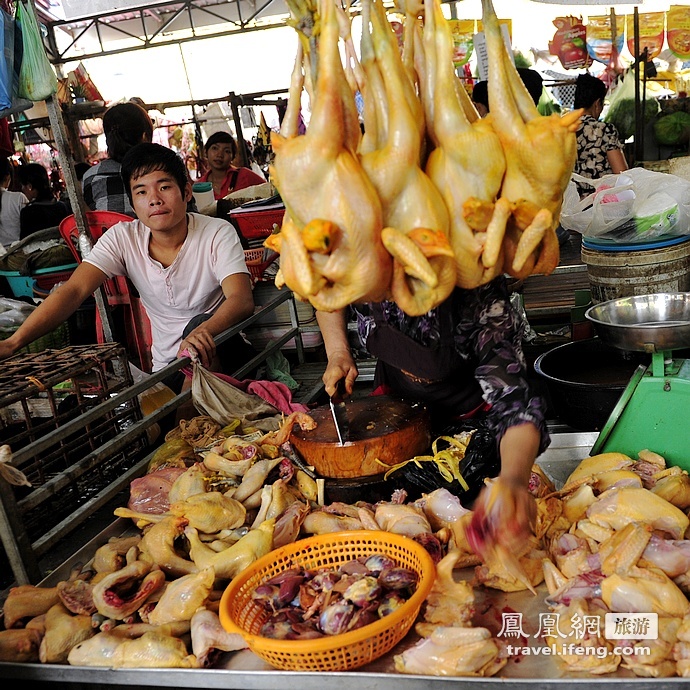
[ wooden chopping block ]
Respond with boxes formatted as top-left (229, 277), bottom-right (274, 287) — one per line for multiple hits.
top-left (290, 396), bottom-right (431, 479)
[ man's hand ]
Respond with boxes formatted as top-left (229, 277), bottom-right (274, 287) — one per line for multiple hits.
top-left (177, 325), bottom-right (217, 368)
top-left (322, 348), bottom-right (358, 398)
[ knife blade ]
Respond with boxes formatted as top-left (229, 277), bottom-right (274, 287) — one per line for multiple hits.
top-left (329, 384), bottom-right (349, 446)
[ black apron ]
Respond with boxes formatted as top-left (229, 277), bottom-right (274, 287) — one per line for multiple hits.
top-left (365, 298), bottom-right (485, 427)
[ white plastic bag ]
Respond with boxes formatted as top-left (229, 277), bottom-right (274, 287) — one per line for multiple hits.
top-left (560, 168), bottom-right (690, 242)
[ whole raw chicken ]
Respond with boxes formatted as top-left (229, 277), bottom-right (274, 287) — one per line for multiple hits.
top-left (359, 0), bottom-right (455, 315)
top-left (422, 0), bottom-right (508, 289)
top-left (480, 0), bottom-right (581, 278)
top-left (270, 0), bottom-right (392, 310)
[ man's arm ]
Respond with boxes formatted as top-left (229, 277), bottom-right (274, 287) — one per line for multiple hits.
top-left (0, 262), bottom-right (107, 359)
top-left (315, 309), bottom-right (358, 397)
top-left (177, 273), bottom-right (254, 368)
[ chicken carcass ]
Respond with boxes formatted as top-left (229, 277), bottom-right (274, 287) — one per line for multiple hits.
top-left (68, 627), bottom-right (196, 668)
top-left (39, 603), bottom-right (94, 664)
top-left (190, 608), bottom-right (247, 668)
top-left (422, 0), bottom-right (508, 289)
top-left (395, 626), bottom-right (506, 677)
top-left (169, 492), bottom-right (246, 534)
top-left (586, 487), bottom-right (689, 540)
top-left (2, 584), bottom-right (59, 629)
top-left (139, 516), bottom-right (198, 577)
top-left (185, 519), bottom-right (274, 580)
top-left (148, 568), bottom-right (215, 626)
top-left (270, 0), bottom-right (392, 310)
top-left (0, 628), bottom-right (42, 663)
top-left (480, 0), bottom-right (582, 278)
top-left (92, 559), bottom-right (166, 621)
top-left (359, 0), bottom-right (455, 315)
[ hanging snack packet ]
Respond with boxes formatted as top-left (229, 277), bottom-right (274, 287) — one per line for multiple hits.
top-left (550, 16), bottom-right (589, 71)
top-left (448, 19), bottom-right (476, 68)
top-left (667, 5), bottom-right (690, 61)
top-left (626, 12), bottom-right (665, 61)
top-left (586, 13), bottom-right (625, 65)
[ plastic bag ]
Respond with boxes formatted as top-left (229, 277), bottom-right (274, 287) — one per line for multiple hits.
top-left (561, 168), bottom-right (690, 242)
top-left (16, 1), bottom-right (57, 102)
top-left (604, 71), bottom-right (659, 141)
top-left (190, 361), bottom-right (282, 432)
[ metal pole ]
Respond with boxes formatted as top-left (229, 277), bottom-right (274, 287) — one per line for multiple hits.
top-left (24, 0), bottom-right (116, 343)
top-left (633, 8), bottom-right (643, 165)
top-left (229, 92), bottom-right (249, 167)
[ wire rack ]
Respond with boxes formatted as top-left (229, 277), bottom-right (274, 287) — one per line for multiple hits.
top-left (0, 344), bottom-right (147, 543)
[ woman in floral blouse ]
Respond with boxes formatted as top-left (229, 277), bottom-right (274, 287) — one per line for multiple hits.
top-left (316, 277), bottom-right (549, 557)
top-left (573, 73), bottom-right (628, 196)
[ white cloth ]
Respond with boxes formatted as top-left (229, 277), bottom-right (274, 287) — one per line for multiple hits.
top-left (0, 189), bottom-right (29, 247)
top-left (84, 213), bottom-right (249, 371)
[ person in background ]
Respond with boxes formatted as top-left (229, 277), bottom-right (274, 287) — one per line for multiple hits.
top-left (198, 131), bottom-right (265, 201)
top-left (316, 276), bottom-right (549, 558)
top-left (573, 73), bottom-right (628, 197)
top-left (0, 158), bottom-right (28, 249)
top-left (82, 101), bottom-right (154, 215)
top-left (16, 163), bottom-right (70, 239)
top-left (0, 143), bottom-right (255, 387)
top-left (471, 68), bottom-right (543, 117)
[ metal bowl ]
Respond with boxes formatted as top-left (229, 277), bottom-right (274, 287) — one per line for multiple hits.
top-left (585, 292), bottom-right (690, 352)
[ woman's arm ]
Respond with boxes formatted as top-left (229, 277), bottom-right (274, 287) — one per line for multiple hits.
top-left (177, 273), bottom-right (254, 368)
top-left (607, 147), bottom-right (628, 174)
top-left (0, 262), bottom-right (107, 359)
top-left (315, 309), bottom-right (359, 397)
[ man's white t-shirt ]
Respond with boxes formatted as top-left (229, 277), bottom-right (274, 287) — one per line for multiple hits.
top-left (84, 212), bottom-right (249, 371)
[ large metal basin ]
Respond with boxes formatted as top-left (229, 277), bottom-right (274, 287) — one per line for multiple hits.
top-left (585, 292), bottom-right (690, 352)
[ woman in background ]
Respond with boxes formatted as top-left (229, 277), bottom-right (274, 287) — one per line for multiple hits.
top-left (17, 163), bottom-right (69, 239)
top-left (82, 101), bottom-right (154, 215)
top-left (198, 131), bottom-right (265, 200)
top-left (574, 73), bottom-right (628, 197)
top-left (0, 158), bottom-right (28, 248)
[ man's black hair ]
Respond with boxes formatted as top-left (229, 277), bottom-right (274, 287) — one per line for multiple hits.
top-left (574, 73), bottom-right (607, 110)
top-left (204, 131), bottom-right (237, 157)
top-left (120, 143), bottom-right (188, 203)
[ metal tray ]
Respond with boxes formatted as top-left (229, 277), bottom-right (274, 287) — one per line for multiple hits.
top-left (586, 293), bottom-right (690, 353)
top-left (3, 432), bottom-right (683, 688)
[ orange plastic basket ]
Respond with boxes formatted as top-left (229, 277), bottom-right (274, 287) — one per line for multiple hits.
top-left (218, 531), bottom-right (436, 672)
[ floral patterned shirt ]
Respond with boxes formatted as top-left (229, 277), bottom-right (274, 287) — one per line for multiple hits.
top-left (353, 277), bottom-right (550, 454)
top-left (575, 114), bottom-right (625, 195)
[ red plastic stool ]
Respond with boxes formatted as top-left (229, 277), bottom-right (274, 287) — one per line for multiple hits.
top-left (59, 212), bottom-right (153, 372)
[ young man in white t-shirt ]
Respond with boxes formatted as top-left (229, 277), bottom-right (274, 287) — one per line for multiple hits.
top-left (0, 143), bottom-right (255, 377)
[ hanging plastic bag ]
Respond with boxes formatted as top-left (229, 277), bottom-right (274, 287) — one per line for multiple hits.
top-left (0, 8), bottom-right (33, 119)
top-left (0, 9), bottom-right (14, 111)
top-left (16, 1), bottom-right (57, 102)
top-left (604, 70), bottom-right (659, 141)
